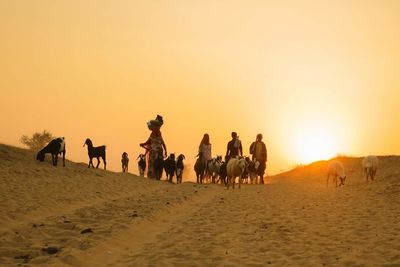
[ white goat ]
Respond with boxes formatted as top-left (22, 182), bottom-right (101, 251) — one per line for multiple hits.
top-left (362, 156), bottom-right (378, 182)
top-left (207, 156), bottom-right (222, 184)
top-left (226, 158), bottom-right (247, 189)
top-left (327, 161), bottom-right (346, 187)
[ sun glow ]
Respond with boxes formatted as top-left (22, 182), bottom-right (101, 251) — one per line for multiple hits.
top-left (294, 126), bottom-right (338, 164)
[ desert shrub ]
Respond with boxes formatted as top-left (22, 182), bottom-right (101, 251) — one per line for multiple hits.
top-left (20, 130), bottom-right (54, 151)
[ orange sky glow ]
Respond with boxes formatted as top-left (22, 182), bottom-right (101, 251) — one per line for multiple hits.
top-left (1, 0), bottom-right (400, 177)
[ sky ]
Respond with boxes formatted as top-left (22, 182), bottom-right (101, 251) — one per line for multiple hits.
top-left (1, 0), bottom-right (400, 177)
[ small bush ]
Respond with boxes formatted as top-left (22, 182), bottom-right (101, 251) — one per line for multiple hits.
top-left (20, 130), bottom-right (54, 151)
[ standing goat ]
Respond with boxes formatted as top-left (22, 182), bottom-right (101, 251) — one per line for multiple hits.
top-left (327, 160), bottom-right (346, 187)
top-left (137, 154), bottom-right (146, 176)
top-left (216, 156), bottom-right (229, 185)
top-left (245, 157), bottom-right (260, 184)
top-left (362, 155), bottom-right (378, 182)
top-left (226, 157), bottom-right (247, 189)
top-left (164, 153), bottom-right (176, 183)
top-left (176, 154), bottom-right (185, 184)
top-left (153, 150), bottom-right (164, 180)
top-left (207, 156), bottom-right (222, 184)
top-left (36, 137), bottom-right (66, 167)
top-left (83, 138), bottom-right (106, 170)
top-left (121, 152), bottom-right (129, 172)
top-left (194, 152), bottom-right (206, 184)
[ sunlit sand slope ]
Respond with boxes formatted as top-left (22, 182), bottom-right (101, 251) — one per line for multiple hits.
top-left (1, 144), bottom-right (399, 266)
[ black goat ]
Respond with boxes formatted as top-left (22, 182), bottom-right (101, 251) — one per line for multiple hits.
top-left (83, 138), bottom-right (106, 170)
top-left (194, 152), bottom-right (206, 184)
top-left (176, 154), bottom-right (185, 184)
top-left (137, 154), bottom-right (146, 176)
top-left (218, 161), bottom-right (228, 185)
top-left (121, 152), bottom-right (129, 172)
top-left (36, 137), bottom-right (66, 167)
top-left (153, 150), bottom-right (164, 180)
top-left (217, 155), bottom-right (230, 185)
top-left (164, 153), bottom-right (176, 183)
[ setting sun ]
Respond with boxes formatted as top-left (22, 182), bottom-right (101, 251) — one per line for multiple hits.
top-left (294, 125), bottom-right (338, 164)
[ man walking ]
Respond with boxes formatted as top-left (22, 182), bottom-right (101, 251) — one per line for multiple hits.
top-left (250, 133), bottom-right (267, 184)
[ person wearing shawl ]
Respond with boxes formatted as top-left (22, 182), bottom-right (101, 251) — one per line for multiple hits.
top-left (140, 115), bottom-right (167, 178)
top-left (249, 133), bottom-right (267, 184)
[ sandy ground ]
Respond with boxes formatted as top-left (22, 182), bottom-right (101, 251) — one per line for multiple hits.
top-left (0, 144), bottom-right (399, 267)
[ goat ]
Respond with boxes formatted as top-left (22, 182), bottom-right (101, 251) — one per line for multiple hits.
top-left (153, 150), bottom-right (164, 180)
top-left (176, 154), bottom-right (185, 184)
top-left (226, 157), bottom-right (247, 189)
top-left (241, 162), bottom-right (250, 184)
top-left (121, 152), bottom-right (129, 172)
top-left (327, 160), bottom-right (346, 187)
top-left (362, 155), bottom-right (378, 182)
top-left (83, 138), bottom-right (106, 170)
top-left (207, 156), bottom-right (222, 184)
top-left (194, 152), bottom-right (206, 184)
top-left (164, 153), bottom-right (176, 183)
top-left (36, 137), bottom-right (66, 167)
top-left (137, 154), bottom-right (146, 176)
top-left (245, 157), bottom-right (260, 184)
top-left (216, 156), bottom-right (229, 185)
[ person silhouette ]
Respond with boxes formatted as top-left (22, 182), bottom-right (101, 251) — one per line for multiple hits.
top-left (226, 131), bottom-right (243, 159)
top-left (140, 115), bottom-right (167, 178)
top-left (198, 133), bottom-right (212, 182)
top-left (249, 133), bottom-right (267, 184)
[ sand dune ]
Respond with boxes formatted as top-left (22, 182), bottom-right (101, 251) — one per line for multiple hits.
top-left (1, 144), bottom-right (399, 266)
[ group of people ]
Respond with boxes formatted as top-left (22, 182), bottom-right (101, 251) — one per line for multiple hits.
top-left (139, 115), bottom-right (268, 184)
top-left (199, 131), bottom-right (268, 184)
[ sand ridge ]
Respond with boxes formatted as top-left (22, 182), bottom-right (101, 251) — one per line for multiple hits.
top-left (1, 144), bottom-right (399, 266)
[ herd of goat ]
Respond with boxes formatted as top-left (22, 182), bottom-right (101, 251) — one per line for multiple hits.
top-left (35, 137), bottom-right (379, 188)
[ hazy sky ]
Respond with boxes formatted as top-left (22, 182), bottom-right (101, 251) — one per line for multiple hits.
top-left (1, 0), bottom-right (400, 176)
